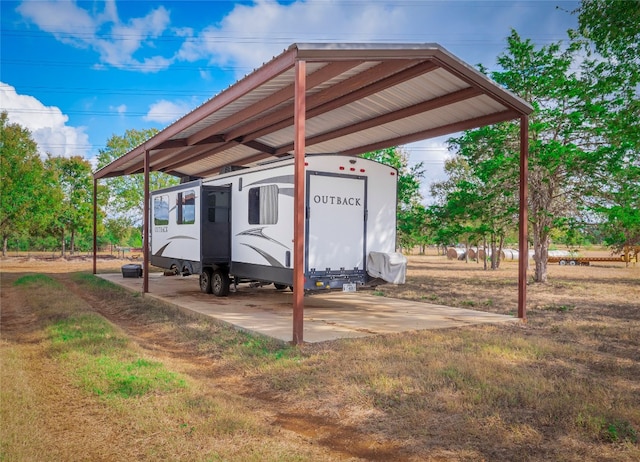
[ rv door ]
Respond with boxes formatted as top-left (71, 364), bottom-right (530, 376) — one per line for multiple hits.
top-left (305, 172), bottom-right (367, 283)
top-left (201, 186), bottom-right (231, 264)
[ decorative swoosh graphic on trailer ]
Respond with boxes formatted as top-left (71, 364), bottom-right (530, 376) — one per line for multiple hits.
top-left (167, 235), bottom-right (198, 240)
top-left (237, 227), bottom-right (289, 249)
top-left (240, 244), bottom-right (284, 268)
top-left (245, 175), bottom-right (294, 187)
top-left (278, 187), bottom-right (294, 197)
top-left (154, 243), bottom-right (171, 257)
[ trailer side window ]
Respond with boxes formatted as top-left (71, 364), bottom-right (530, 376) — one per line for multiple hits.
top-left (248, 185), bottom-right (278, 225)
top-left (153, 195), bottom-right (169, 225)
top-left (177, 190), bottom-right (196, 225)
top-left (207, 190), bottom-right (230, 223)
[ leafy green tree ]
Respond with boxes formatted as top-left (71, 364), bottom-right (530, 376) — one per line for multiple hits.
top-left (361, 147), bottom-right (425, 250)
top-left (0, 112), bottom-right (58, 256)
top-left (574, 0), bottom-right (640, 254)
top-left (595, 165), bottom-right (640, 256)
top-left (97, 129), bottom-right (179, 226)
top-left (436, 123), bottom-right (520, 269)
top-left (45, 156), bottom-right (93, 256)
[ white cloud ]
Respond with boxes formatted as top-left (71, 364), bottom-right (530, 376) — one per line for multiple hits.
top-left (174, 0), bottom-right (576, 78)
top-left (0, 82), bottom-right (90, 158)
top-left (110, 104), bottom-right (127, 115)
top-left (143, 99), bottom-right (192, 124)
top-left (17, 1), bottom-right (173, 72)
top-left (176, 0), bottom-right (414, 76)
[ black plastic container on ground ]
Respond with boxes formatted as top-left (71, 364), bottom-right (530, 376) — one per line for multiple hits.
top-left (121, 264), bottom-right (143, 278)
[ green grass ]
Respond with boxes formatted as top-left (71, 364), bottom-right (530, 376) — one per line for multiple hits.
top-left (72, 272), bottom-right (124, 290)
top-left (13, 273), bottom-right (61, 287)
top-left (48, 313), bottom-right (186, 398)
top-left (76, 355), bottom-right (186, 397)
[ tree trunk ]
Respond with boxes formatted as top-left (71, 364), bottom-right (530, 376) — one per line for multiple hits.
top-left (2, 236), bottom-right (7, 257)
top-left (61, 230), bottom-right (66, 258)
top-left (70, 228), bottom-right (75, 255)
top-left (496, 234), bottom-right (505, 269)
top-left (490, 234), bottom-right (498, 270)
top-left (482, 236), bottom-right (488, 271)
top-left (532, 220), bottom-right (550, 283)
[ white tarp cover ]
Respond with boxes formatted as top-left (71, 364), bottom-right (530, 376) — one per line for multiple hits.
top-left (367, 251), bottom-right (407, 284)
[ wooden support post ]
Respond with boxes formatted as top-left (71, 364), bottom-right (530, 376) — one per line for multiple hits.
top-left (293, 59), bottom-right (306, 345)
top-left (518, 115), bottom-right (529, 321)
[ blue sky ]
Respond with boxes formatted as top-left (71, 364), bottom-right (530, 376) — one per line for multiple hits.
top-left (1, 0), bottom-right (579, 199)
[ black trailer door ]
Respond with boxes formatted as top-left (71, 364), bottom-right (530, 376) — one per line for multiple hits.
top-left (201, 186), bottom-right (231, 263)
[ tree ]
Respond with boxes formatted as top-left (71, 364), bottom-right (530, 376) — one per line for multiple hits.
top-left (45, 156), bottom-right (94, 256)
top-left (433, 123), bottom-right (520, 270)
top-left (361, 147), bottom-right (425, 250)
top-left (595, 165), bottom-right (640, 255)
top-left (574, 0), bottom-right (640, 254)
top-left (440, 27), bottom-right (636, 282)
top-left (431, 14), bottom-right (638, 282)
top-left (97, 129), bottom-right (179, 226)
top-left (0, 112), bottom-right (57, 256)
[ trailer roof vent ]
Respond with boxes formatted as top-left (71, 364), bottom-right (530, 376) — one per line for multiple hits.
top-left (220, 165), bottom-right (249, 174)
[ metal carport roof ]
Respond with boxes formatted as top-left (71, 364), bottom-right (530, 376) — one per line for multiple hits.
top-left (93, 43), bottom-right (531, 180)
top-left (93, 43), bottom-right (533, 344)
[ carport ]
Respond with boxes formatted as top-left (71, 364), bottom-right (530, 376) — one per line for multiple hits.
top-left (93, 43), bottom-right (533, 344)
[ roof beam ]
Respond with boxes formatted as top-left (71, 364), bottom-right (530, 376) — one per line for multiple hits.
top-left (226, 59), bottom-right (432, 142)
top-left (123, 135), bottom-right (227, 174)
top-left (186, 60), bottom-right (363, 146)
top-left (274, 86), bottom-right (482, 155)
top-left (240, 139), bottom-right (276, 155)
top-left (153, 139), bottom-right (188, 149)
top-left (151, 62), bottom-right (365, 174)
top-left (341, 109), bottom-right (521, 155)
top-left (162, 140), bottom-right (242, 172)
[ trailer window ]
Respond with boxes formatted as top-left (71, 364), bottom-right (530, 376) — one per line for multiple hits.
top-left (248, 185), bottom-right (278, 225)
top-left (153, 195), bottom-right (169, 225)
top-left (177, 190), bottom-right (196, 225)
top-left (207, 190), bottom-right (230, 223)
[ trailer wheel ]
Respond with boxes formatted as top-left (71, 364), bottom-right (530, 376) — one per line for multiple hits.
top-left (211, 269), bottom-right (230, 297)
top-left (569, 260), bottom-right (576, 266)
top-left (199, 268), bottom-right (213, 294)
top-left (274, 283), bottom-right (288, 290)
top-left (559, 259), bottom-right (567, 266)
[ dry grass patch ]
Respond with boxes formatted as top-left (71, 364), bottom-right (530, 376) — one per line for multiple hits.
top-left (0, 272), bottom-right (338, 461)
top-left (2, 252), bottom-right (639, 461)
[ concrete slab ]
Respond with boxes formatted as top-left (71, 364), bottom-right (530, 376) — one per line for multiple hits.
top-left (98, 272), bottom-right (519, 343)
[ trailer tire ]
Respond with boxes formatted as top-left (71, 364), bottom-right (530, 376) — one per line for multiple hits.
top-left (212, 269), bottom-right (230, 297)
top-left (200, 268), bottom-right (213, 294)
top-left (569, 260), bottom-right (576, 266)
top-left (274, 283), bottom-right (288, 290)
top-left (559, 260), bottom-right (567, 266)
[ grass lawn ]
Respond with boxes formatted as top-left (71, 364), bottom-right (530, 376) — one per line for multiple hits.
top-left (1, 251), bottom-right (639, 461)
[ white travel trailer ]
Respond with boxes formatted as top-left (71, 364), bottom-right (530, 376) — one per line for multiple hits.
top-left (150, 154), bottom-right (405, 296)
